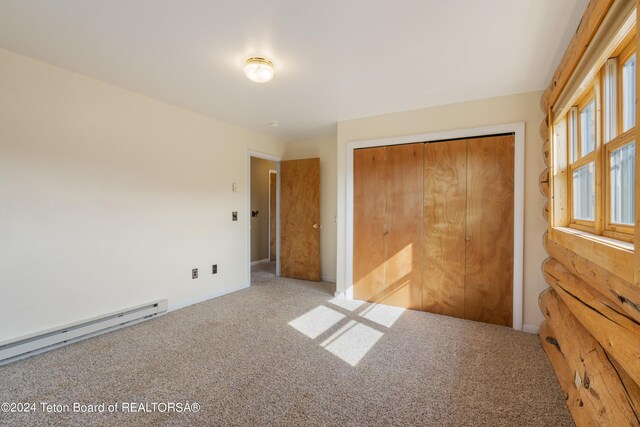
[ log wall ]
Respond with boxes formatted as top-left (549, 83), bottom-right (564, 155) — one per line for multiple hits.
top-left (539, 1), bottom-right (640, 425)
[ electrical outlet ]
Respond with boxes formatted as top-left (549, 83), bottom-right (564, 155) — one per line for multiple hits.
top-left (232, 211), bottom-right (238, 221)
top-left (212, 264), bottom-right (217, 274)
top-left (192, 268), bottom-right (198, 279)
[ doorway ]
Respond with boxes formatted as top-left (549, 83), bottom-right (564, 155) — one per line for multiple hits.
top-left (247, 151), bottom-right (323, 285)
top-left (247, 151), bottom-right (280, 283)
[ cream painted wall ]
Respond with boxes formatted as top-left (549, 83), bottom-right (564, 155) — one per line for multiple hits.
top-left (250, 157), bottom-right (276, 262)
top-left (283, 136), bottom-right (337, 282)
top-left (336, 91), bottom-right (548, 329)
top-left (0, 48), bottom-right (286, 342)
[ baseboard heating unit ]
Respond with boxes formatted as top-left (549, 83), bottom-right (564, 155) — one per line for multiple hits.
top-left (0, 299), bottom-right (168, 365)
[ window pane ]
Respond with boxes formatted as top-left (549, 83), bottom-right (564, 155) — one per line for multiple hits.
top-left (573, 162), bottom-right (595, 221)
top-left (604, 58), bottom-right (618, 143)
top-left (610, 142), bottom-right (635, 225)
top-left (580, 100), bottom-right (595, 156)
top-left (623, 54), bottom-right (636, 132)
top-left (569, 108), bottom-right (578, 163)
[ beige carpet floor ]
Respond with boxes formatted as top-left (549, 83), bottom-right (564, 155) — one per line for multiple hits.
top-left (0, 263), bottom-right (572, 426)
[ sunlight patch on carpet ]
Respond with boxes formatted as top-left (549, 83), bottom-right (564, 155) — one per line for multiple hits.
top-left (320, 320), bottom-right (384, 366)
top-left (288, 306), bottom-right (345, 339)
top-left (359, 303), bottom-right (406, 328)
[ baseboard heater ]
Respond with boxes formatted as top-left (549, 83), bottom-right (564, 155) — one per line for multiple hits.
top-left (0, 299), bottom-right (168, 365)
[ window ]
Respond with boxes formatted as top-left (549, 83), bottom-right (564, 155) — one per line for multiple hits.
top-left (610, 142), bottom-right (635, 225)
top-left (563, 36), bottom-right (636, 243)
top-left (568, 87), bottom-right (597, 227)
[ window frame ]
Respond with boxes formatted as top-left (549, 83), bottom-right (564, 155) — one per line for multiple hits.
top-left (604, 129), bottom-right (635, 240)
top-left (568, 85), bottom-right (598, 232)
top-left (564, 36), bottom-right (636, 243)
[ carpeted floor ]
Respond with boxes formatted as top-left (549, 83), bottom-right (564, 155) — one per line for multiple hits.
top-left (0, 263), bottom-right (572, 426)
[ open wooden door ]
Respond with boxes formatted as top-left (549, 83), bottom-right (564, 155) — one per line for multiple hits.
top-left (280, 158), bottom-right (321, 281)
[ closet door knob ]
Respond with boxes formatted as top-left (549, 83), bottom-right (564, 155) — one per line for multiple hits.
top-left (465, 236), bottom-right (472, 241)
top-left (313, 223), bottom-right (319, 229)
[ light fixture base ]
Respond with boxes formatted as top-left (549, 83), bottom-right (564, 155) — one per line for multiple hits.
top-left (244, 57), bottom-right (275, 83)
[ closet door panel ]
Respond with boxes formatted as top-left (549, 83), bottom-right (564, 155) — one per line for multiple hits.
top-left (423, 140), bottom-right (467, 318)
top-left (384, 143), bottom-right (424, 310)
top-left (353, 147), bottom-right (387, 302)
top-left (465, 135), bottom-right (514, 326)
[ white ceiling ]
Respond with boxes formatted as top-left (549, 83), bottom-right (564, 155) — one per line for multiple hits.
top-left (0, 0), bottom-right (589, 141)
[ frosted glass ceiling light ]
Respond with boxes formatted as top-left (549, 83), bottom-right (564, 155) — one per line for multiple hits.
top-left (244, 57), bottom-right (274, 83)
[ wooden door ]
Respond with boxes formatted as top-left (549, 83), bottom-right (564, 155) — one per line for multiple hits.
top-left (353, 144), bottom-right (423, 309)
top-left (464, 135), bottom-right (514, 326)
top-left (354, 147), bottom-right (387, 302)
top-left (269, 172), bottom-right (276, 262)
top-left (384, 143), bottom-right (424, 309)
top-left (280, 158), bottom-right (321, 281)
top-left (423, 139), bottom-right (467, 318)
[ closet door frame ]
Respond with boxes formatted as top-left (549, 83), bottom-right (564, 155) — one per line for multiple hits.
top-left (344, 122), bottom-right (525, 331)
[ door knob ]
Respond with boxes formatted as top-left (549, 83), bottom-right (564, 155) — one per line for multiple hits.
top-left (313, 224), bottom-right (319, 229)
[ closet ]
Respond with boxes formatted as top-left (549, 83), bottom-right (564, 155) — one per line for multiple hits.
top-left (353, 134), bottom-right (514, 327)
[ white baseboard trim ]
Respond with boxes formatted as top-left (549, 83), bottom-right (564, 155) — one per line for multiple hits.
top-left (251, 258), bottom-right (270, 266)
top-left (523, 324), bottom-right (540, 334)
top-left (169, 283), bottom-right (250, 312)
top-left (322, 275), bottom-right (337, 283)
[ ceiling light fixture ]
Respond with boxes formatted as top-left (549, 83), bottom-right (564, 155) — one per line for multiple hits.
top-left (244, 57), bottom-right (275, 83)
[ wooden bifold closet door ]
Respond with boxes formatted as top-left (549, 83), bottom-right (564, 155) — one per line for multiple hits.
top-left (464, 135), bottom-right (514, 326)
top-left (423, 139), bottom-right (467, 319)
top-left (353, 143), bottom-right (424, 310)
top-left (354, 135), bottom-right (514, 327)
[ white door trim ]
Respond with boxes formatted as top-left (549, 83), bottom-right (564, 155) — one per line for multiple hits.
top-left (247, 150), bottom-right (281, 285)
top-left (344, 122), bottom-right (525, 331)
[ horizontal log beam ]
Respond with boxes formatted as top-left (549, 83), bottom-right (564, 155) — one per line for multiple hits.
top-left (611, 356), bottom-right (640, 417)
top-left (543, 201), bottom-right (550, 223)
top-left (539, 288), bottom-right (640, 425)
top-left (539, 320), bottom-right (596, 426)
top-left (539, 168), bottom-right (550, 197)
top-left (544, 233), bottom-right (640, 323)
top-left (539, 116), bottom-right (549, 142)
top-left (543, 258), bottom-right (640, 387)
top-left (542, 138), bottom-right (550, 167)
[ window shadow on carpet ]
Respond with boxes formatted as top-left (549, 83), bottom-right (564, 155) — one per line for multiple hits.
top-left (288, 298), bottom-right (406, 366)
